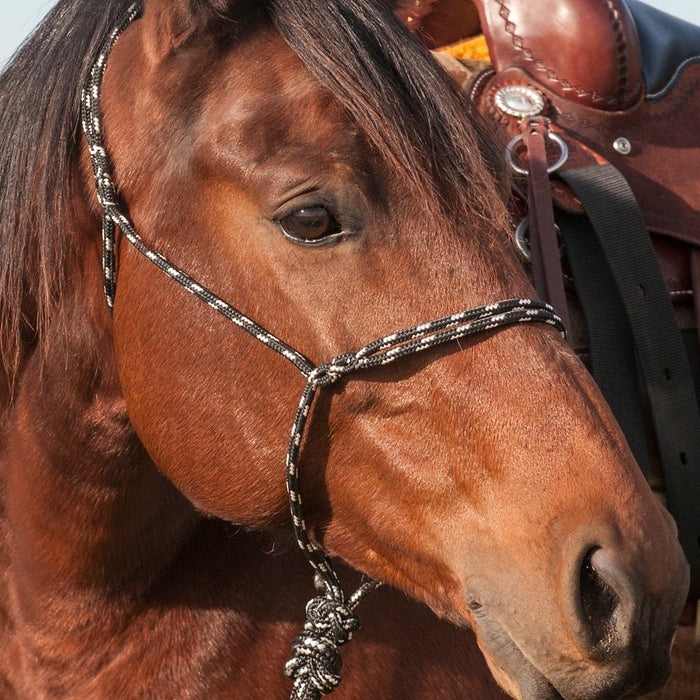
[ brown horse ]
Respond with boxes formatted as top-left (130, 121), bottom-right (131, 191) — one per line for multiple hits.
top-left (0, 0), bottom-right (689, 698)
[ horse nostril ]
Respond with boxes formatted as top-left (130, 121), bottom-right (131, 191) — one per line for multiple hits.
top-left (579, 548), bottom-right (621, 651)
top-left (576, 546), bottom-right (642, 658)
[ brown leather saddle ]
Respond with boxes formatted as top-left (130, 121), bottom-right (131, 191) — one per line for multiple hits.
top-left (471, 0), bottom-right (700, 299)
top-left (401, 0), bottom-right (700, 600)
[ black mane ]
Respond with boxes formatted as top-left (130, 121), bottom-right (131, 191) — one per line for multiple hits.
top-left (0, 0), bottom-right (136, 375)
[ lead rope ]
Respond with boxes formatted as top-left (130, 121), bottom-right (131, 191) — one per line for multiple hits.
top-left (81, 5), bottom-right (566, 697)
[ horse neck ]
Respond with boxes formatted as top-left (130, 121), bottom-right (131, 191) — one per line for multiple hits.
top-left (0, 202), bottom-right (198, 629)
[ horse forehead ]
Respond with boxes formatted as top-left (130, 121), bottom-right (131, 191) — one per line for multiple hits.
top-left (197, 33), bottom-right (360, 164)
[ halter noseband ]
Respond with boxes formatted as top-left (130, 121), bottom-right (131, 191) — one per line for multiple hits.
top-left (81, 5), bottom-right (565, 698)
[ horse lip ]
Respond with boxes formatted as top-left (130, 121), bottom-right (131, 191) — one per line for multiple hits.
top-left (468, 606), bottom-right (565, 700)
top-left (470, 597), bottom-right (675, 700)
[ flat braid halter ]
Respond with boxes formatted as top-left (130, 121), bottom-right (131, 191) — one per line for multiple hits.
top-left (81, 5), bottom-right (566, 698)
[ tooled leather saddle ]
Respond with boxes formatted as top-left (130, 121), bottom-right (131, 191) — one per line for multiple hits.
top-left (402, 0), bottom-right (700, 600)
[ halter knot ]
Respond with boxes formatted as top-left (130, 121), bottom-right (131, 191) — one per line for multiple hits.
top-left (308, 353), bottom-right (359, 387)
top-left (284, 595), bottom-right (360, 697)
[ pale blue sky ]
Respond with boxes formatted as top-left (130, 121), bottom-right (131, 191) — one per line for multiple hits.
top-left (2, 0), bottom-right (700, 69)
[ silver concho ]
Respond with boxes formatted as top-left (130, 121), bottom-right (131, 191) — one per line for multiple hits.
top-left (494, 85), bottom-right (545, 119)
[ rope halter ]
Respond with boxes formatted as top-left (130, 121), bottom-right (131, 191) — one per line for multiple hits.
top-left (81, 4), bottom-right (566, 698)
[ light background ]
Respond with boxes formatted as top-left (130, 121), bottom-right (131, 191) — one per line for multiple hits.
top-left (2, 0), bottom-right (700, 69)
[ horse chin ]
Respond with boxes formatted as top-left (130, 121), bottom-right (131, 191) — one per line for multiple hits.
top-left (469, 607), bottom-right (672, 700)
top-left (470, 612), bottom-right (565, 700)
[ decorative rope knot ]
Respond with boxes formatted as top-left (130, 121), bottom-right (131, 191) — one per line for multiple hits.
top-left (284, 595), bottom-right (360, 697)
top-left (308, 353), bottom-right (359, 388)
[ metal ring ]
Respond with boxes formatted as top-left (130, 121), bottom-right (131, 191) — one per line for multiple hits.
top-left (505, 132), bottom-right (569, 175)
top-left (514, 217), bottom-right (532, 261)
top-left (513, 217), bottom-right (564, 263)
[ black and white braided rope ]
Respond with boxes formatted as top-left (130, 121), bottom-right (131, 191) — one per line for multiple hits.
top-left (81, 1), bottom-right (141, 311)
top-left (284, 298), bottom-right (566, 595)
top-left (81, 6), bottom-right (566, 698)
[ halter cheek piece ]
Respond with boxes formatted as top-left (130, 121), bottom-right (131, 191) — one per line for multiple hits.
top-left (82, 4), bottom-right (565, 698)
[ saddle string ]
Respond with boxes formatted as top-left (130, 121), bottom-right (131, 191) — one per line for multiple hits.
top-left (81, 4), bottom-right (566, 698)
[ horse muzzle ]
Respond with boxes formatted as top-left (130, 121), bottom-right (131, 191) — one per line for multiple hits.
top-left (465, 529), bottom-right (689, 700)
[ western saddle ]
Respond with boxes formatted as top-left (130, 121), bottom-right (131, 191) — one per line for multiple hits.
top-left (401, 0), bottom-right (700, 602)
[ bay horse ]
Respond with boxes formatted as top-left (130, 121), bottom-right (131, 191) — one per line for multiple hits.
top-left (0, 0), bottom-right (689, 697)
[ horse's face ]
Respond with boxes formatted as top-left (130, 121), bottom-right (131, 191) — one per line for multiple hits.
top-left (93, 2), bottom-right (688, 697)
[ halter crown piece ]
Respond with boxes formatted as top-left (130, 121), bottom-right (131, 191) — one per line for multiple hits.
top-left (81, 5), bottom-right (566, 698)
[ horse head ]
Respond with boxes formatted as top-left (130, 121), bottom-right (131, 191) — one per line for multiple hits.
top-left (1, 0), bottom-right (689, 697)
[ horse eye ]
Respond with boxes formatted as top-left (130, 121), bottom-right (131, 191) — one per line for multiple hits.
top-left (279, 206), bottom-right (342, 244)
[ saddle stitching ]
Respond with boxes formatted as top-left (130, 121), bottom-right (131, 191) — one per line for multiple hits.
top-left (495, 0), bottom-right (638, 109)
top-left (555, 68), bottom-right (700, 133)
top-left (603, 0), bottom-right (634, 105)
